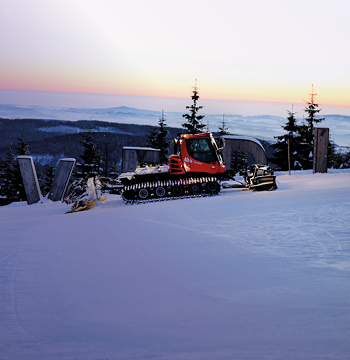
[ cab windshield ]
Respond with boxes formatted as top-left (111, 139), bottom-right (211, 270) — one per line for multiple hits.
top-left (186, 138), bottom-right (217, 163)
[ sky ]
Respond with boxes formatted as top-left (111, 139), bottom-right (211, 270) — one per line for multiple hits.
top-left (1, 0), bottom-right (350, 110)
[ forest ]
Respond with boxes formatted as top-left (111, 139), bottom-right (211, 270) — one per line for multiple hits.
top-left (0, 118), bottom-right (184, 170)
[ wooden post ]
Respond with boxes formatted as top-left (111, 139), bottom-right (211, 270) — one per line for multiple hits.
top-left (17, 156), bottom-right (41, 205)
top-left (313, 127), bottom-right (329, 173)
top-left (48, 158), bottom-right (76, 201)
top-left (287, 137), bottom-right (291, 175)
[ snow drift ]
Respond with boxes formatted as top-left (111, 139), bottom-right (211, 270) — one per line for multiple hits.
top-left (1, 170), bottom-right (350, 359)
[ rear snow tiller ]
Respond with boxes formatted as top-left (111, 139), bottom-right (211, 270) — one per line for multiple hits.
top-left (240, 164), bottom-right (277, 191)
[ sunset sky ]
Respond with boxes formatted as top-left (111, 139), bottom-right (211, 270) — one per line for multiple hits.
top-left (1, 0), bottom-right (350, 110)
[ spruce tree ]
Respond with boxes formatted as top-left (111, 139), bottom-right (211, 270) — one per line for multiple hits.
top-left (100, 140), bottom-right (114, 178)
top-left (148, 126), bottom-right (160, 149)
top-left (0, 146), bottom-right (18, 205)
top-left (147, 110), bottom-right (172, 165)
top-left (108, 161), bottom-right (120, 178)
top-left (299, 85), bottom-right (325, 169)
top-left (17, 131), bottom-right (30, 156)
top-left (41, 160), bottom-right (56, 197)
top-left (182, 81), bottom-right (206, 134)
top-left (327, 141), bottom-right (349, 169)
top-left (15, 131), bottom-right (30, 201)
top-left (344, 150), bottom-right (350, 168)
top-left (76, 130), bottom-right (102, 178)
top-left (272, 109), bottom-right (302, 170)
top-left (218, 115), bottom-right (230, 135)
top-left (231, 151), bottom-right (248, 175)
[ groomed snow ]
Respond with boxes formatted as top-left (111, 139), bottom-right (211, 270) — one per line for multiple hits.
top-left (1, 170), bottom-right (350, 359)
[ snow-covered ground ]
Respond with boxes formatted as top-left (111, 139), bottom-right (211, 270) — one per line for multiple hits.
top-left (1, 170), bottom-right (350, 360)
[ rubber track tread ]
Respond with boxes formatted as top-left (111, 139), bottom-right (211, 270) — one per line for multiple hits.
top-left (121, 177), bottom-right (220, 204)
top-left (122, 192), bottom-right (220, 205)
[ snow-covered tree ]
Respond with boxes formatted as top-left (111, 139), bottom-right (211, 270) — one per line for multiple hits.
top-left (108, 161), bottom-right (120, 178)
top-left (182, 81), bottom-right (206, 134)
top-left (147, 110), bottom-right (172, 164)
top-left (298, 86), bottom-right (325, 169)
top-left (100, 140), bottom-right (115, 178)
top-left (344, 150), bottom-right (350, 168)
top-left (327, 141), bottom-right (350, 169)
top-left (41, 160), bottom-right (56, 197)
top-left (231, 151), bottom-right (248, 175)
top-left (17, 131), bottom-right (30, 156)
top-left (14, 131), bottom-right (30, 201)
top-left (76, 130), bottom-right (102, 178)
top-left (271, 110), bottom-right (303, 171)
top-left (0, 146), bottom-right (18, 205)
top-left (218, 115), bottom-right (229, 136)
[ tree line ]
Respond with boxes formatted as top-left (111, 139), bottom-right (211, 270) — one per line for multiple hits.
top-left (271, 88), bottom-right (350, 171)
top-left (0, 133), bottom-right (57, 206)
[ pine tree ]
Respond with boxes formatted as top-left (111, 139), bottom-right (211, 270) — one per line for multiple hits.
top-left (271, 109), bottom-right (303, 170)
top-left (327, 141), bottom-right (349, 169)
top-left (182, 80), bottom-right (206, 134)
top-left (147, 110), bottom-right (172, 165)
top-left (299, 85), bottom-right (325, 169)
top-left (344, 150), bottom-right (350, 168)
top-left (76, 130), bottom-right (102, 178)
top-left (108, 161), bottom-right (120, 178)
top-left (15, 131), bottom-right (30, 201)
top-left (231, 151), bottom-right (248, 175)
top-left (218, 114), bottom-right (230, 135)
top-left (148, 125), bottom-right (160, 149)
top-left (100, 140), bottom-right (115, 178)
top-left (41, 160), bottom-right (56, 197)
top-left (0, 146), bottom-right (18, 205)
top-left (17, 131), bottom-right (30, 156)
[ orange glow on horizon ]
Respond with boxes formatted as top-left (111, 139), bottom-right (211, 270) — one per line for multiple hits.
top-left (1, 83), bottom-right (350, 110)
top-left (1, 55), bottom-right (349, 109)
top-left (1, 64), bottom-right (349, 110)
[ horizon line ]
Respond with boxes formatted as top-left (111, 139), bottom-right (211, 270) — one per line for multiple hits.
top-left (1, 88), bottom-right (350, 109)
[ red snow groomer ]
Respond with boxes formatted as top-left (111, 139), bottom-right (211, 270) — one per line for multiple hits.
top-left (118, 132), bottom-right (276, 202)
top-left (63, 132), bottom-right (277, 211)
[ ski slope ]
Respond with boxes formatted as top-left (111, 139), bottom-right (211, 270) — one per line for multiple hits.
top-left (1, 170), bottom-right (350, 360)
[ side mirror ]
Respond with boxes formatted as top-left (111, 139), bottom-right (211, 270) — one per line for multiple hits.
top-left (217, 137), bottom-right (225, 150)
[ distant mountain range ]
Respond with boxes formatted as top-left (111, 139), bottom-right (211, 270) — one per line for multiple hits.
top-left (1, 104), bottom-right (349, 147)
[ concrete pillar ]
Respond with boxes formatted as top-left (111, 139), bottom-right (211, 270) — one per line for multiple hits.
top-left (17, 156), bottom-right (41, 205)
top-left (48, 158), bottom-right (76, 201)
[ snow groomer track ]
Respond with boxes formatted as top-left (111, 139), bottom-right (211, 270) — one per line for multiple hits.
top-left (121, 177), bottom-right (221, 203)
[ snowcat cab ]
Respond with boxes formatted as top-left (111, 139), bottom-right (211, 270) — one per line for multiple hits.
top-left (169, 133), bottom-right (226, 176)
